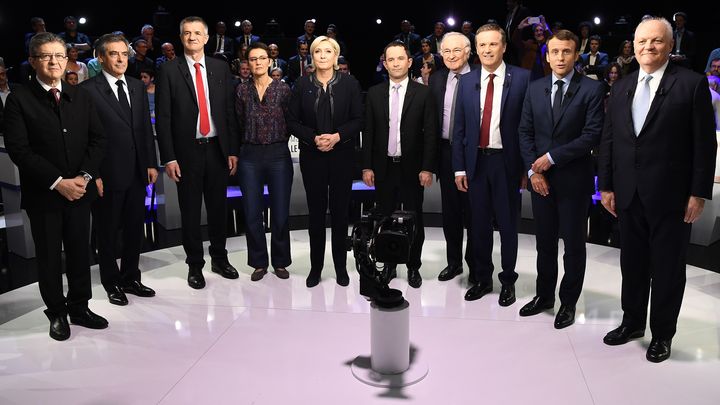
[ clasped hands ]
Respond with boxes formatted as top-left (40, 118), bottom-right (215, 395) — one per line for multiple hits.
top-left (314, 133), bottom-right (340, 152)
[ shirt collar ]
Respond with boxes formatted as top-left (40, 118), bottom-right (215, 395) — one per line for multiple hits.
top-left (481, 61), bottom-right (506, 81)
top-left (552, 69), bottom-right (574, 86)
top-left (101, 69), bottom-right (126, 86)
top-left (185, 54), bottom-right (206, 69)
top-left (390, 76), bottom-right (409, 89)
top-left (638, 60), bottom-right (669, 83)
top-left (36, 76), bottom-right (62, 92)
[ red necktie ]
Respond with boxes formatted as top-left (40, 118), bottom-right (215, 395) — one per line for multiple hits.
top-left (479, 73), bottom-right (495, 148)
top-left (194, 62), bottom-right (210, 136)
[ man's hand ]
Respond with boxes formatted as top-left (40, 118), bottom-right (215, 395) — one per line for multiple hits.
top-left (455, 174), bottom-right (468, 192)
top-left (362, 169), bottom-right (375, 187)
top-left (56, 176), bottom-right (88, 201)
top-left (95, 178), bottom-right (104, 198)
top-left (228, 155), bottom-right (238, 176)
top-left (531, 154), bottom-right (553, 173)
top-left (147, 168), bottom-right (158, 184)
top-left (419, 171), bottom-right (433, 187)
top-left (601, 191), bottom-right (617, 217)
top-left (530, 173), bottom-right (550, 196)
top-left (165, 161), bottom-right (181, 182)
top-left (319, 133), bottom-right (340, 151)
top-left (684, 196), bottom-right (705, 223)
top-left (315, 135), bottom-right (332, 152)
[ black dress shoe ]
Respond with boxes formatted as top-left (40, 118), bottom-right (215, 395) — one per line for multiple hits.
top-left (274, 267), bottom-right (290, 279)
top-left (499, 284), bottom-right (516, 306)
top-left (519, 296), bottom-right (555, 316)
top-left (45, 311), bottom-right (70, 341)
top-left (68, 307), bottom-right (108, 329)
top-left (464, 282), bottom-right (493, 301)
top-left (554, 305), bottom-right (576, 329)
top-left (122, 280), bottom-right (155, 297)
top-left (336, 268), bottom-right (349, 287)
top-left (408, 268), bottom-right (422, 288)
top-left (603, 325), bottom-right (645, 346)
top-left (646, 338), bottom-right (672, 363)
top-left (211, 259), bottom-right (239, 279)
top-left (438, 265), bottom-right (463, 281)
top-left (306, 268), bottom-right (322, 288)
top-left (107, 285), bottom-right (129, 306)
top-left (188, 266), bottom-right (206, 289)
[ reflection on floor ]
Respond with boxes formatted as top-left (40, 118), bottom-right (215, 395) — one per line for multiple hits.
top-left (0, 229), bottom-right (719, 404)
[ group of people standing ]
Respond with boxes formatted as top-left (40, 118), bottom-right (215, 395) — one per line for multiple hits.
top-left (3, 16), bottom-right (716, 366)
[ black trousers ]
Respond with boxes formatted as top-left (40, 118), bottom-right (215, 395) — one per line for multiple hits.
top-left (438, 140), bottom-right (474, 271)
top-left (468, 152), bottom-right (519, 285)
top-left (531, 186), bottom-right (589, 305)
top-left (177, 141), bottom-right (229, 267)
top-left (617, 193), bottom-right (690, 339)
top-left (94, 175), bottom-right (147, 290)
top-left (374, 159), bottom-right (425, 269)
top-left (299, 147), bottom-right (353, 272)
top-left (27, 202), bottom-right (92, 315)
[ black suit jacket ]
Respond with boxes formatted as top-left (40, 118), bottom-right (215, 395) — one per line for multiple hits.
top-left (363, 79), bottom-right (438, 180)
top-left (394, 32), bottom-right (422, 57)
top-left (519, 73), bottom-right (605, 196)
top-left (286, 55), bottom-right (311, 86)
top-left (206, 35), bottom-right (235, 61)
top-left (154, 56), bottom-right (238, 165)
top-left (598, 64), bottom-right (716, 214)
top-left (3, 79), bottom-right (105, 211)
top-left (82, 74), bottom-right (157, 190)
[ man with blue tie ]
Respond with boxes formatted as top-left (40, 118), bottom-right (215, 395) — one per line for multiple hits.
top-left (452, 24), bottom-right (530, 304)
top-left (518, 29), bottom-right (605, 329)
top-left (598, 17), bottom-right (716, 362)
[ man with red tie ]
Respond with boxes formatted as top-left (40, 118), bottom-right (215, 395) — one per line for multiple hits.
top-left (155, 16), bottom-right (240, 289)
top-left (452, 24), bottom-right (530, 304)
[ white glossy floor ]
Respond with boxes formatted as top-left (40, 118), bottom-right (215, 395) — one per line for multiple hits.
top-left (1, 228), bottom-right (719, 405)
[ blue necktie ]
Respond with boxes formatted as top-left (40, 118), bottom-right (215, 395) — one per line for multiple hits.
top-left (632, 75), bottom-right (653, 136)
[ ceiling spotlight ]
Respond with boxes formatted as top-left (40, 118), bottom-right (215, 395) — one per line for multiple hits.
top-left (78, 17), bottom-right (87, 25)
top-left (234, 20), bottom-right (241, 27)
top-left (447, 17), bottom-right (456, 27)
top-left (593, 17), bottom-right (601, 25)
top-left (376, 18), bottom-right (382, 25)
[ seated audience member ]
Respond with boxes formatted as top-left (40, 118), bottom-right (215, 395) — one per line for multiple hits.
top-left (708, 58), bottom-right (720, 78)
top-left (514, 16), bottom-right (552, 80)
top-left (415, 61), bottom-right (436, 85)
top-left (155, 42), bottom-right (176, 69)
top-left (412, 38), bottom-right (442, 80)
top-left (615, 40), bottom-right (639, 76)
top-left (58, 16), bottom-right (92, 60)
top-left (132, 24), bottom-right (162, 60)
top-left (708, 75), bottom-right (720, 131)
top-left (579, 35), bottom-right (608, 80)
top-left (337, 56), bottom-right (351, 75)
top-left (127, 39), bottom-right (155, 79)
top-left (267, 43), bottom-right (287, 75)
top-left (705, 48), bottom-right (720, 74)
top-left (270, 67), bottom-right (285, 82)
top-left (64, 70), bottom-right (79, 85)
top-left (139, 68), bottom-right (156, 119)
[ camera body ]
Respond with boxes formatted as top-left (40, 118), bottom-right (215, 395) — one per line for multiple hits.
top-left (374, 211), bottom-right (416, 264)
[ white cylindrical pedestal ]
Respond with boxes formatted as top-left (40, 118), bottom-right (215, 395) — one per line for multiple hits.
top-left (370, 300), bottom-right (410, 374)
top-left (351, 299), bottom-right (429, 388)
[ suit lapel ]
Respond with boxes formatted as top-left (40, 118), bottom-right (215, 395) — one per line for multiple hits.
top-left (97, 76), bottom-right (131, 126)
top-left (401, 80), bottom-right (416, 120)
top-left (500, 67), bottom-right (512, 117)
top-left (623, 71), bottom-right (640, 136)
top-left (177, 59), bottom-right (198, 107)
top-left (552, 73), bottom-right (581, 131)
top-left (639, 66), bottom-right (676, 135)
top-left (471, 70), bottom-right (481, 129)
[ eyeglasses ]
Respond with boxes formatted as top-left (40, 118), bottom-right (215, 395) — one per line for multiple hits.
top-left (440, 47), bottom-right (467, 56)
top-left (33, 53), bottom-right (68, 62)
top-left (248, 56), bottom-right (269, 63)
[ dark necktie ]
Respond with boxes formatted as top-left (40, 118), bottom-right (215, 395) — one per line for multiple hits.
top-left (49, 87), bottom-right (60, 105)
top-left (116, 79), bottom-right (131, 121)
top-left (479, 73), bottom-right (495, 148)
top-left (553, 79), bottom-right (564, 124)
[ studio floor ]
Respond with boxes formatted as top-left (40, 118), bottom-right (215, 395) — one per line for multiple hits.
top-left (0, 228), bottom-right (719, 405)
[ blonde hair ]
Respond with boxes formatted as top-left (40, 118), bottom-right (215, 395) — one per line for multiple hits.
top-left (309, 36), bottom-right (340, 70)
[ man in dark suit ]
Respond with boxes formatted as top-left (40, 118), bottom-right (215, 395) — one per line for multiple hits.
top-left (424, 22), bottom-right (446, 55)
top-left (393, 20), bottom-right (422, 57)
top-left (452, 24), bottom-right (530, 304)
top-left (155, 16), bottom-right (240, 289)
top-left (518, 29), bottom-right (605, 329)
top-left (670, 12), bottom-right (696, 69)
top-left (0, 64), bottom-right (20, 124)
top-left (579, 35), bottom-right (609, 80)
top-left (296, 20), bottom-right (317, 46)
top-left (363, 41), bottom-right (437, 288)
top-left (598, 17), bottom-right (716, 363)
top-left (267, 43), bottom-right (288, 78)
top-left (286, 40), bottom-right (311, 87)
top-left (428, 32), bottom-right (475, 283)
top-left (236, 20), bottom-right (261, 48)
top-left (3, 32), bottom-right (108, 340)
top-left (206, 21), bottom-right (235, 62)
top-left (82, 33), bottom-right (159, 306)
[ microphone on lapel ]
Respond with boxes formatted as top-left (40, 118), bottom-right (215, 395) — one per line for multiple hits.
top-left (626, 88), bottom-right (634, 98)
top-left (544, 88), bottom-right (550, 96)
top-left (475, 83), bottom-right (480, 90)
top-left (565, 91), bottom-right (574, 99)
top-left (657, 88), bottom-right (665, 96)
